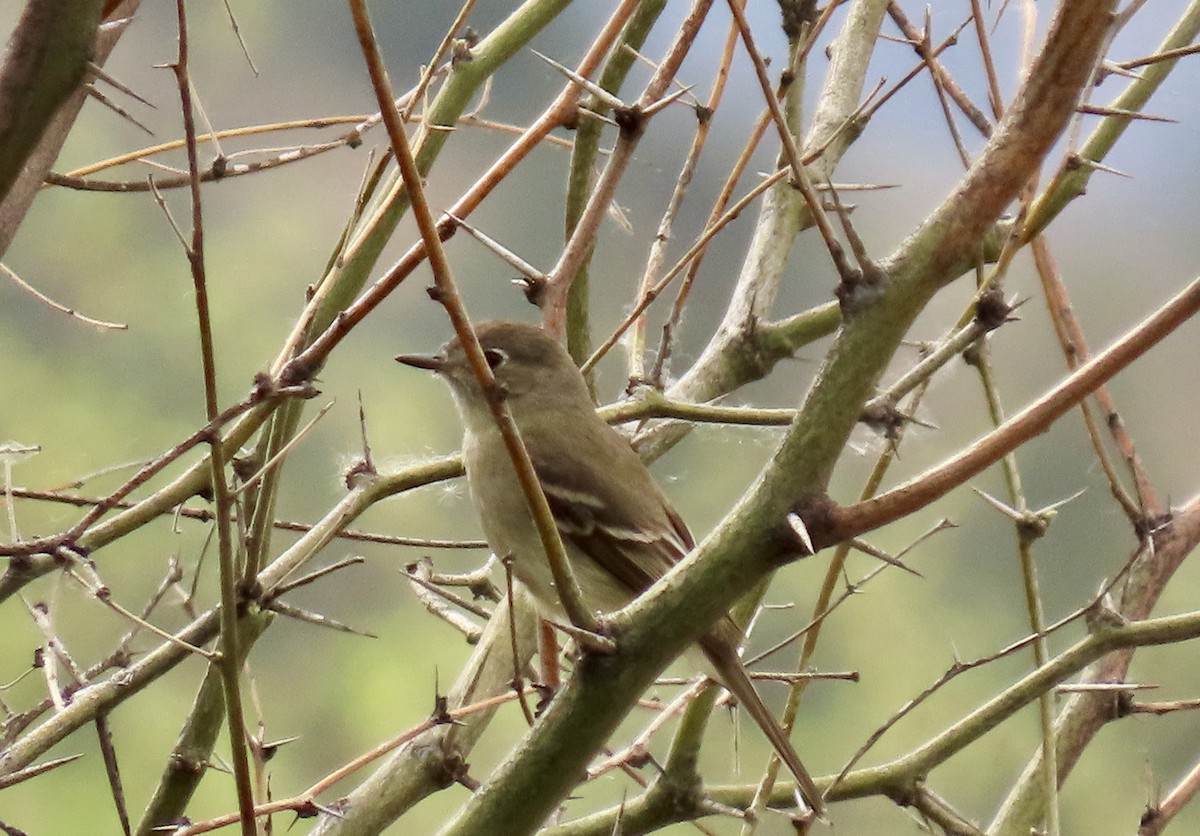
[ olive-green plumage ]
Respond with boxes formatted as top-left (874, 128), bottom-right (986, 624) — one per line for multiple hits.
top-left (397, 320), bottom-right (823, 816)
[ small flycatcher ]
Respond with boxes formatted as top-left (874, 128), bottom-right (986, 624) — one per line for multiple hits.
top-left (397, 320), bottom-right (823, 816)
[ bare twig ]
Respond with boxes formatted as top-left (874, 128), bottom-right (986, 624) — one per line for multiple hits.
top-left (0, 262), bottom-right (127, 330)
top-left (167, 2), bottom-right (256, 828)
top-left (833, 277), bottom-right (1200, 543)
top-left (349, 0), bottom-right (601, 634)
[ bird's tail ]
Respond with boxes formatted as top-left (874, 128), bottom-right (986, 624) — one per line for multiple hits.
top-left (699, 634), bottom-right (826, 820)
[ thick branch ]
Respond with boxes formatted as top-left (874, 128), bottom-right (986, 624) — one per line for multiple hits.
top-left (0, 0), bottom-right (132, 259)
top-left (0, 0), bottom-right (103, 203)
top-left (437, 3), bottom-right (1119, 832)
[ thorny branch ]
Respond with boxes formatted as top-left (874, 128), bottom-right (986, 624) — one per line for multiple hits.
top-left (3, 1), bottom-right (1200, 835)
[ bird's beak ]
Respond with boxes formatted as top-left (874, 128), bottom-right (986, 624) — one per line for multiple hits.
top-left (395, 351), bottom-right (447, 372)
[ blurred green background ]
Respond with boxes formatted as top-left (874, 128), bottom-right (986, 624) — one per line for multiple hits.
top-left (1, 1), bottom-right (1199, 833)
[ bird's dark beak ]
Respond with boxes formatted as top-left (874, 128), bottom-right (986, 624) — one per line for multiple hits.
top-left (395, 351), bottom-right (447, 372)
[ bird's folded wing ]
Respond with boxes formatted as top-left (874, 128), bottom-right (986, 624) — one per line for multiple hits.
top-left (533, 458), bottom-right (694, 598)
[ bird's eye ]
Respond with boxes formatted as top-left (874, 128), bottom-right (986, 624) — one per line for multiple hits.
top-left (483, 348), bottom-right (507, 370)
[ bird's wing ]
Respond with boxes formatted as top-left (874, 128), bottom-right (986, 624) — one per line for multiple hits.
top-left (527, 423), bottom-right (693, 598)
top-left (524, 418), bottom-right (827, 816)
top-left (538, 471), bottom-right (687, 594)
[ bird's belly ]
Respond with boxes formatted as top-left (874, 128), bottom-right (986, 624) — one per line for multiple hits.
top-left (465, 452), bottom-right (633, 619)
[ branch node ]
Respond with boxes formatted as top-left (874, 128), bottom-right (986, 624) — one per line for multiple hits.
top-left (1085, 594), bottom-right (1128, 634)
top-left (612, 104), bottom-right (646, 139)
top-left (860, 402), bottom-right (907, 440)
top-left (250, 371), bottom-right (276, 402)
top-left (835, 269), bottom-right (885, 316)
top-left (450, 29), bottom-right (478, 67)
top-left (974, 286), bottom-right (1013, 332)
top-left (343, 457), bottom-right (377, 489)
top-left (781, 494), bottom-right (838, 560)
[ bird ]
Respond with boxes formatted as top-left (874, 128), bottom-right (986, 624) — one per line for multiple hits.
top-left (396, 319), bottom-right (824, 817)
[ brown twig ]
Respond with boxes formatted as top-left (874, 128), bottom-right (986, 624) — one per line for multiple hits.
top-left (349, 0), bottom-right (599, 634)
top-left (726, 0), bottom-right (861, 286)
top-left (1139, 755), bottom-right (1200, 836)
top-left (1, 486), bottom-right (482, 548)
top-left (826, 539), bottom-right (1147, 795)
top-left (991, 497), bottom-right (1200, 835)
top-left (887, 2), bottom-right (992, 135)
top-left (404, 558), bottom-right (492, 623)
top-left (168, 687), bottom-right (534, 835)
top-left (969, 0), bottom-right (1005, 119)
top-left (167, 2), bottom-right (256, 828)
top-left (540, 0), bottom-right (715, 337)
top-left (651, 105), bottom-right (771, 385)
top-left (1030, 236), bottom-right (1161, 524)
top-left (628, 2), bottom-right (743, 381)
top-left (0, 753), bottom-right (83, 790)
top-left (281, 1), bottom-right (637, 385)
top-left (1117, 40), bottom-right (1200, 70)
top-left (832, 277), bottom-right (1200, 543)
top-left (500, 555), bottom-right (536, 726)
top-left (0, 381), bottom-right (312, 562)
top-left (0, 262), bottom-right (127, 330)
